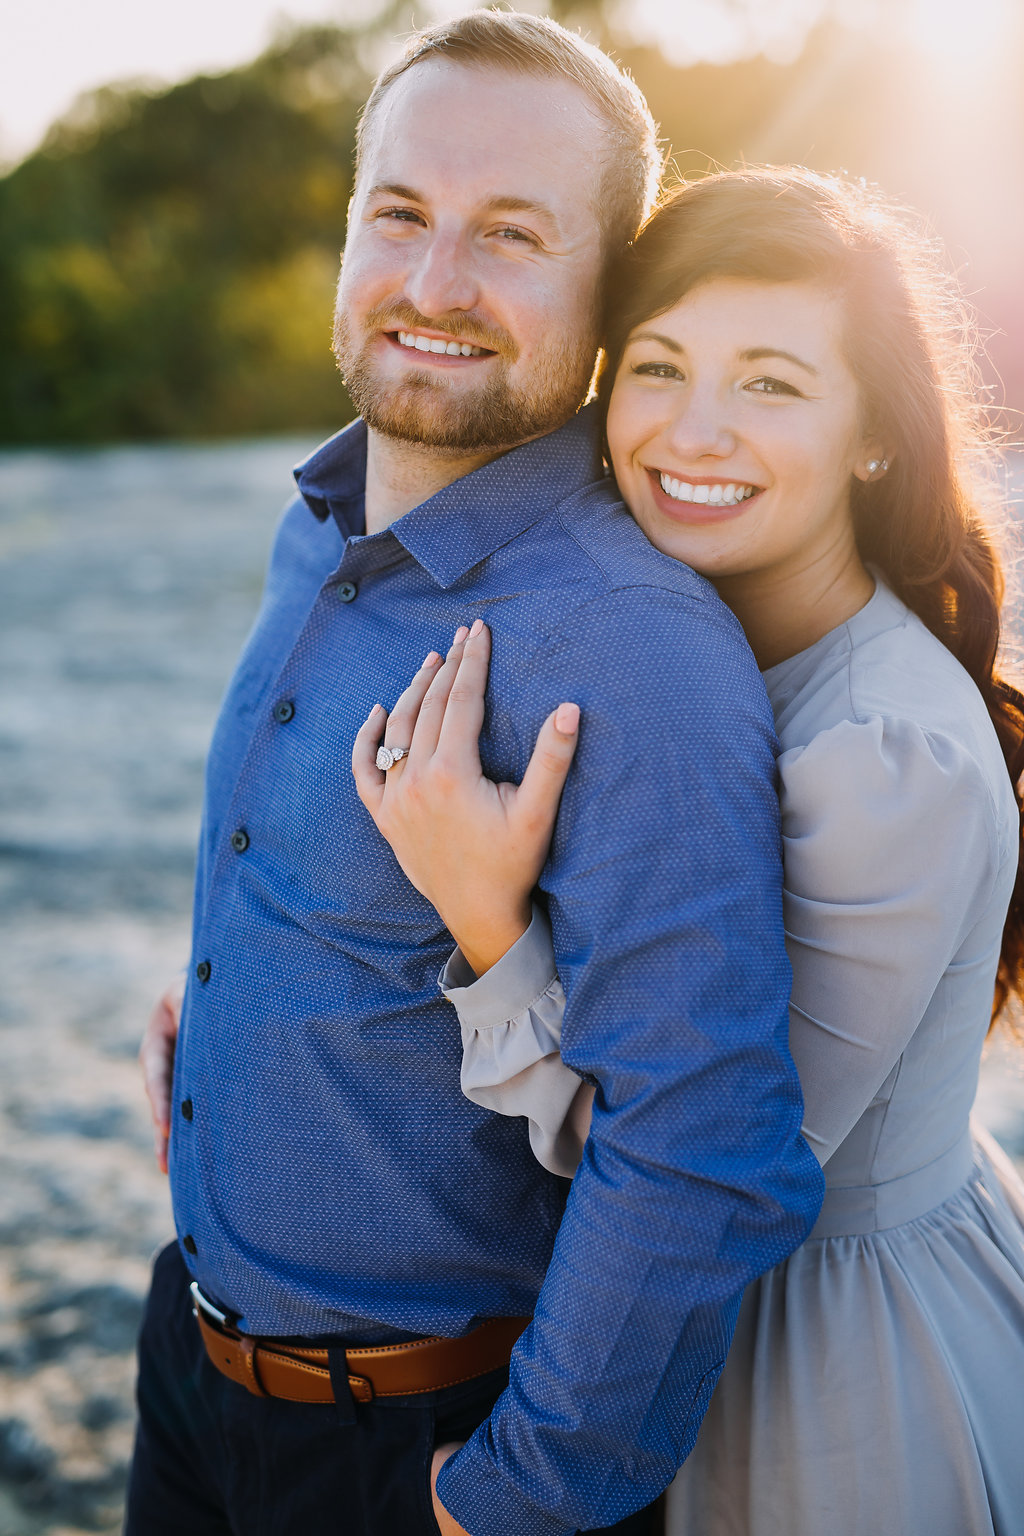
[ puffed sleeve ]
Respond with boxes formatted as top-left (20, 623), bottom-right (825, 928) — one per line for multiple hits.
top-left (445, 713), bottom-right (1012, 1181)
top-left (440, 905), bottom-right (592, 1179)
top-left (781, 714), bottom-right (1007, 1164)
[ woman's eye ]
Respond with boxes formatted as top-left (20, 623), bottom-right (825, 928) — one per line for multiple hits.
top-left (632, 361), bottom-right (684, 381)
top-left (747, 375), bottom-right (801, 397)
top-left (495, 225), bottom-right (535, 245)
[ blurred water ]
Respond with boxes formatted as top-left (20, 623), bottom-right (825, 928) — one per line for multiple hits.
top-left (1, 439), bottom-right (1023, 1533)
top-left (0, 437), bottom-right (316, 1535)
top-left (0, 439), bottom-right (313, 918)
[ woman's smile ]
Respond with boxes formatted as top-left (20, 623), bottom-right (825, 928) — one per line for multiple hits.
top-left (606, 276), bottom-right (873, 591)
top-left (646, 469), bottom-right (763, 520)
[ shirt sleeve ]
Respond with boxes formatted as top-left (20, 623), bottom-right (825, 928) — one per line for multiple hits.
top-left (779, 713), bottom-right (1007, 1164)
top-left (440, 905), bottom-right (591, 1179)
top-left (443, 713), bottom-right (1011, 1181)
top-left (437, 584), bottom-right (824, 1536)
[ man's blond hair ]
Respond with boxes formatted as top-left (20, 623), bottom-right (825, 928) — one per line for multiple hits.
top-left (356, 9), bottom-right (662, 259)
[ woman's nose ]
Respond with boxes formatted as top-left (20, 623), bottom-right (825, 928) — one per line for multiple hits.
top-left (403, 229), bottom-right (481, 320)
top-left (663, 392), bottom-right (735, 460)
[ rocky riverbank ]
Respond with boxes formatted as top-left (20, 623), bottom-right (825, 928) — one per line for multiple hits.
top-left (0, 439), bottom-right (306, 1534)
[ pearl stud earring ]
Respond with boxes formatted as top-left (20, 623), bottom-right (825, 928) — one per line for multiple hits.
top-left (866, 458), bottom-right (889, 475)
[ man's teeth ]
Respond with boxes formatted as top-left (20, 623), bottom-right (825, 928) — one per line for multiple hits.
top-left (397, 331), bottom-right (484, 357)
top-left (658, 475), bottom-right (757, 507)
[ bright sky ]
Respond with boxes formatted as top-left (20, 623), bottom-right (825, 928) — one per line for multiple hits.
top-left (0, 0), bottom-right (344, 163)
top-left (0, 0), bottom-right (1014, 165)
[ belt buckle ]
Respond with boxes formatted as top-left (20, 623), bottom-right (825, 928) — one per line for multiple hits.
top-left (190, 1281), bottom-right (237, 1333)
top-left (190, 1282), bottom-right (268, 1398)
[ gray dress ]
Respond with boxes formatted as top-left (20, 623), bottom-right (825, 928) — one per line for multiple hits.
top-left (441, 581), bottom-right (1024, 1535)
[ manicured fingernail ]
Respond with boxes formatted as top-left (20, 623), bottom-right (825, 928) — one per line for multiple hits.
top-left (469, 618), bottom-right (484, 637)
top-left (453, 626), bottom-right (470, 643)
top-left (423, 651), bottom-right (440, 667)
top-left (366, 703), bottom-right (384, 720)
top-left (555, 702), bottom-right (580, 735)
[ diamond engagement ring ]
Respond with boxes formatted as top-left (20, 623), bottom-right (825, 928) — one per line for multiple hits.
top-left (375, 745), bottom-right (411, 771)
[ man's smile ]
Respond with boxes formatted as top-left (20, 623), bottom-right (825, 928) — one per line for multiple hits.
top-left (394, 328), bottom-right (490, 358)
top-left (378, 323), bottom-right (500, 367)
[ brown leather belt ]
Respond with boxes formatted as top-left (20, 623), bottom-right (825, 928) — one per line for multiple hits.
top-left (190, 1283), bottom-right (530, 1404)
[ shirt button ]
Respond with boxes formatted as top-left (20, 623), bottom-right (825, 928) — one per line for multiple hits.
top-left (183, 1234), bottom-right (198, 1255)
top-left (273, 698), bottom-right (295, 724)
top-left (180, 1098), bottom-right (194, 1122)
top-left (337, 580), bottom-right (358, 603)
top-left (230, 828), bottom-right (250, 854)
top-left (196, 960), bottom-right (212, 984)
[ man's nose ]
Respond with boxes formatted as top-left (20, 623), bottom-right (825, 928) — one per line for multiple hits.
top-left (403, 229), bottom-right (480, 320)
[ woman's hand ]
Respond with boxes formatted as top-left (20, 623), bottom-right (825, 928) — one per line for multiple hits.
top-left (431, 1442), bottom-right (471, 1535)
top-left (352, 620), bottom-right (579, 977)
top-left (139, 973), bottom-right (185, 1173)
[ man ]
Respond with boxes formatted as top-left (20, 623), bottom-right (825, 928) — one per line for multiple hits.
top-left (132, 13), bottom-right (824, 1535)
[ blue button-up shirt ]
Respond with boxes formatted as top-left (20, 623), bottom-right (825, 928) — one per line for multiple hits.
top-left (169, 406), bottom-right (823, 1536)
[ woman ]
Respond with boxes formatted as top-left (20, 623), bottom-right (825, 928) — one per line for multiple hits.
top-left (352, 168), bottom-right (1024, 1534)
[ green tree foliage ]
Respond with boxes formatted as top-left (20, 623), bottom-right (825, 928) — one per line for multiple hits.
top-left (0, 8), bottom-right (1019, 443)
top-left (0, 24), bottom-right (368, 442)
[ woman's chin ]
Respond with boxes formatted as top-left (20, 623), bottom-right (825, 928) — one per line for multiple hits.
top-left (630, 514), bottom-right (745, 581)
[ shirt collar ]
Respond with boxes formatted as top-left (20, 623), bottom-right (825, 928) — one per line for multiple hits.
top-left (293, 405), bottom-right (604, 588)
top-left (293, 418), bottom-right (368, 540)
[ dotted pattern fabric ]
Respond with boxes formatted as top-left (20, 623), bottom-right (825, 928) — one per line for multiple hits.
top-left (168, 405), bottom-right (824, 1536)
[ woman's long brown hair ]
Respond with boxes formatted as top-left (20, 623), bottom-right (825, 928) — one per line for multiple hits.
top-left (598, 168), bottom-right (1024, 1026)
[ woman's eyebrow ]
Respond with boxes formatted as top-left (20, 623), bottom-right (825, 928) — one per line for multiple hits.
top-left (625, 335), bottom-right (820, 377)
top-left (740, 346), bottom-right (819, 377)
top-left (626, 330), bottom-right (682, 352)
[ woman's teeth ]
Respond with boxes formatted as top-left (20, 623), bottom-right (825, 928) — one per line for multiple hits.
top-left (397, 331), bottom-right (484, 357)
top-left (658, 475), bottom-right (757, 506)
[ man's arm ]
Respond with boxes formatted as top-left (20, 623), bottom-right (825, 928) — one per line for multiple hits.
top-left (437, 585), bottom-right (824, 1536)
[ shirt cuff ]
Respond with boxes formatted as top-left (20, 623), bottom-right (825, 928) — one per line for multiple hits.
top-left (435, 1430), bottom-right (575, 1536)
top-left (438, 902), bottom-right (558, 1033)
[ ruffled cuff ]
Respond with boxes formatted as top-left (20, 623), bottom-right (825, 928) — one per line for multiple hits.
top-left (439, 904), bottom-right (592, 1179)
top-left (439, 903), bottom-right (561, 1028)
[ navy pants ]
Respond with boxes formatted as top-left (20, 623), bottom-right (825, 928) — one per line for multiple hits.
top-left (125, 1243), bottom-right (660, 1536)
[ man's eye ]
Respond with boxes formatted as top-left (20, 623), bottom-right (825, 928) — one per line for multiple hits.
top-left (632, 361), bottom-right (684, 381)
top-left (495, 225), bottom-right (535, 245)
top-left (747, 375), bottom-right (801, 397)
top-left (376, 207), bottom-right (423, 224)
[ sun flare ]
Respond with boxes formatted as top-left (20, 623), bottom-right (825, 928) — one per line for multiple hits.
top-left (905, 0), bottom-right (1015, 62)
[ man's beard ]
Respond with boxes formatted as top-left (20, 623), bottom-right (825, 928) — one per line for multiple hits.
top-left (332, 300), bottom-right (597, 454)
